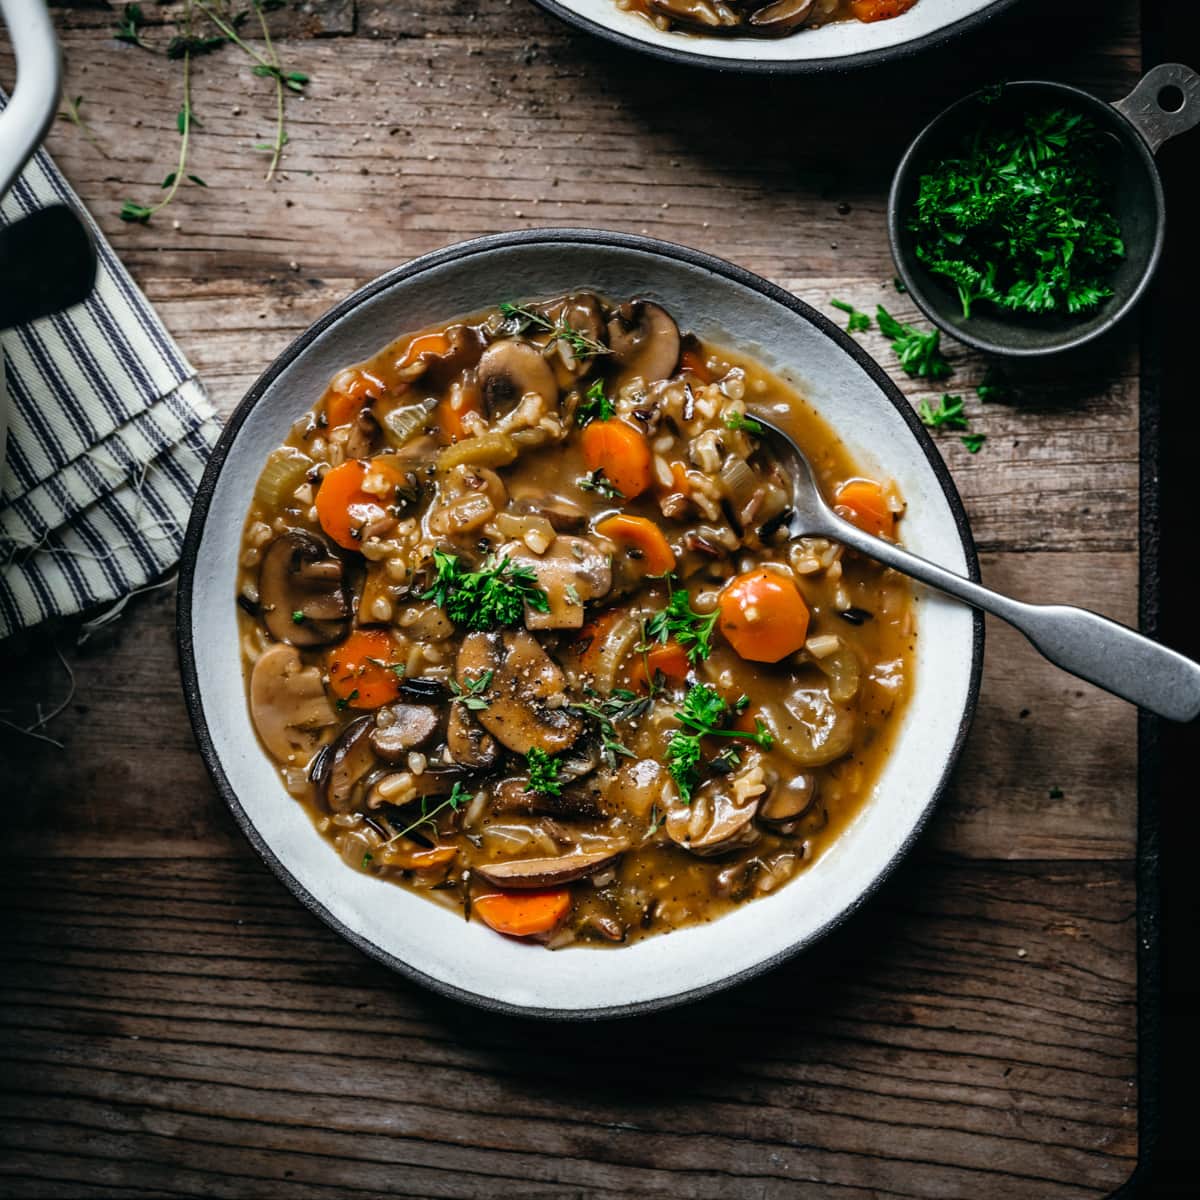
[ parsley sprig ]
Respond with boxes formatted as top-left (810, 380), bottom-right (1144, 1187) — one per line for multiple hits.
top-left (917, 394), bottom-right (968, 430)
top-left (450, 669), bottom-right (493, 711)
top-left (422, 549), bottom-right (549, 630)
top-left (498, 302), bottom-right (610, 359)
top-left (387, 781), bottom-right (469, 843)
top-left (568, 688), bottom-right (650, 769)
top-left (524, 748), bottom-right (563, 797)
top-left (910, 106), bottom-right (1124, 319)
top-left (666, 685), bottom-right (773, 803)
top-left (831, 298), bottom-right (872, 333)
top-left (577, 379), bottom-right (615, 425)
top-left (876, 305), bottom-right (952, 380)
top-left (645, 580), bottom-right (720, 664)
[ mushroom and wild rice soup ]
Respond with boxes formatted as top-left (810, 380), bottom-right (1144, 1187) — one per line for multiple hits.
top-left (237, 292), bottom-right (915, 947)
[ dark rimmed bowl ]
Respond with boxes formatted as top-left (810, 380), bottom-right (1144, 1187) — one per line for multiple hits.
top-left (530, 0), bottom-right (1021, 75)
top-left (888, 64), bottom-right (1200, 358)
top-left (178, 228), bottom-right (983, 1019)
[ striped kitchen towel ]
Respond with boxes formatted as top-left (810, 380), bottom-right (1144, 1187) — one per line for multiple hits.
top-left (0, 87), bottom-right (221, 640)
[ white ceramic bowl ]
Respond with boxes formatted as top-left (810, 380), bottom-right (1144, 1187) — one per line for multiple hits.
top-left (531, 0), bottom-right (1018, 73)
top-left (179, 230), bottom-right (983, 1019)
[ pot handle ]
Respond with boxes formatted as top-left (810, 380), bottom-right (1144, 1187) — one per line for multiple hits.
top-left (0, 0), bottom-right (60, 199)
top-left (1113, 62), bottom-right (1200, 153)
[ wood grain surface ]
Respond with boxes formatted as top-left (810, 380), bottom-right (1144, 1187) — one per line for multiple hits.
top-left (0, 1), bottom-right (1151, 1195)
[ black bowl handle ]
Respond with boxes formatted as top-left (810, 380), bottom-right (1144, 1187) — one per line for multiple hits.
top-left (1113, 62), bottom-right (1200, 153)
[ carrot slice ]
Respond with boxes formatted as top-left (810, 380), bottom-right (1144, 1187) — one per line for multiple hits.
top-left (834, 478), bottom-right (895, 538)
top-left (629, 639), bottom-right (691, 691)
top-left (315, 457), bottom-right (411, 550)
top-left (667, 460), bottom-right (691, 497)
top-left (436, 389), bottom-right (483, 444)
top-left (595, 514), bottom-right (676, 576)
top-left (718, 568), bottom-right (810, 664)
top-left (397, 331), bottom-right (451, 370)
top-left (475, 889), bottom-right (571, 938)
top-left (325, 390), bottom-right (365, 430)
top-left (580, 420), bottom-right (653, 499)
top-left (326, 629), bottom-right (403, 708)
top-left (849, 0), bottom-right (918, 22)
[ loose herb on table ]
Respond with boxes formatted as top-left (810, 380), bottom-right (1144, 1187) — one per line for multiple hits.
top-left (908, 105), bottom-right (1125, 319)
top-left (830, 298), bottom-right (872, 333)
top-left (876, 305), bottom-right (952, 380)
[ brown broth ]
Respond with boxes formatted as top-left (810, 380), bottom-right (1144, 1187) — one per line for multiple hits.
top-left (236, 294), bottom-right (914, 948)
top-left (619, 0), bottom-right (919, 40)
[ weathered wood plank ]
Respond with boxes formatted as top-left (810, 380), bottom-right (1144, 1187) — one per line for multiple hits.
top-left (0, 856), bottom-right (1137, 1199)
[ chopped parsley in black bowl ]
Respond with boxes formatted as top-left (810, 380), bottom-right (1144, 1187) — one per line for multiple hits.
top-left (887, 72), bottom-right (1193, 358)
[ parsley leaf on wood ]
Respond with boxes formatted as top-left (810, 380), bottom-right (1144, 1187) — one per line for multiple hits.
top-left (831, 298), bottom-right (872, 333)
top-left (917, 394), bottom-right (968, 430)
top-left (876, 305), bottom-right (952, 380)
top-left (961, 433), bottom-right (988, 454)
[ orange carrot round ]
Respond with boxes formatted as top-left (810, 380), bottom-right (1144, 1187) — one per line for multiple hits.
top-left (580, 420), bottom-right (653, 499)
top-left (679, 347), bottom-right (714, 384)
top-left (834, 478), bottom-right (895, 538)
top-left (325, 390), bottom-right (366, 430)
top-left (718, 568), bottom-right (810, 663)
top-left (474, 889), bottom-right (571, 937)
top-left (326, 629), bottom-right (403, 709)
top-left (315, 458), bottom-right (411, 550)
top-left (396, 331), bottom-right (451, 370)
top-left (849, 0), bottom-right (918, 22)
top-left (629, 640), bottom-right (691, 691)
top-left (436, 390), bottom-right (482, 444)
top-left (595, 514), bottom-right (676, 575)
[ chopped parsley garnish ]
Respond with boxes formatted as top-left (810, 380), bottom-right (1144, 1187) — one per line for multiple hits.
top-left (525, 748), bottom-right (563, 797)
top-left (666, 684), bottom-right (773, 803)
top-left (876, 305), bottom-right (952, 380)
top-left (645, 581), bottom-right (720, 664)
top-left (569, 688), bottom-right (650, 769)
top-left (388, 781), bottom-right (469, 843)
top-left (450, 669), bottom-right (493, 711)
top-left (577, 378), bottom-right (615, 425)
top-left (577, 469), bottom-right (624, 499)
top-left (421, 548), bottom-right (549, 630)
top-left (361, 852), bottom-right (373, 868)
top-left (977, 366), bottom-right (1016, 405)
top-left (498, 301), bottom-right (610, 359)
top-left (291, 610), bottom-right (306, 624)
top-left (366, 657), bottom-right (406, 678)
top-left (830, 298), bottom-right (872, 333)
top-left (961, 433), bottom-right (988, 454)
top-left (909, 106), bottom-right (1124, 319)
top-left (725, 411), bottom-right (765, 436)
top-left (917, 394), bottom-right (968, 430)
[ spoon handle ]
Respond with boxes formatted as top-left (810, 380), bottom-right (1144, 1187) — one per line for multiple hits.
top-left (825, 515), bottom-right (1200, 723)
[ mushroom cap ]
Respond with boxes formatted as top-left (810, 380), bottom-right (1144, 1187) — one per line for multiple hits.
top-left (259, 529), bottom-right (350, 647)
top-left (446, 699), bottom-right (499, 771)
top-left (369, 703), bottom-right (441, 763)
top-left (322, 715), bottom-right (377, 813)
top-left (748, 0), bottom-right (817, 33)
top-left (456, 630), bottom-right (584, 756)
top-left (757, 771), bottom-right (817, 832)
top-left (249, 643), bottom-right (337, 762)
top-left (495, 536), bottom-right (612, 631)
top-left (489, 776), bottom-right (612, 820)
top-left (666, 778), bottom-right (761, 858)
top-left (473, 846), bottom-right (624, 890)
top-left (477, 338), bottom-right (558, 420)
top-left (606, 300), bottom-right (681, 386)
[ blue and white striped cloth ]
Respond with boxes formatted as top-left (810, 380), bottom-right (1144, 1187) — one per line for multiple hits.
top-left (0, 87), bottom-right (221, 640)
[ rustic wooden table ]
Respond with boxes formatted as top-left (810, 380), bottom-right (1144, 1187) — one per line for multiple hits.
top-left (1, 1), bottom-right (1154, 1195)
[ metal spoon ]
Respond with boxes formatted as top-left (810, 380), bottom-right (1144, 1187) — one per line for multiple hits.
top-left (756, 417), bottom-right (1200, 723)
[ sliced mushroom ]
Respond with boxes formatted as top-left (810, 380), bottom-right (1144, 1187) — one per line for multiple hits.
top-left (606, 300), bottom-right (681, 385)
top-left (495, 536), bottom-right (612, 630)
top-left (646, 0), bottom-right (737, 28)
top-left (446, 699), bottom-right (499, 771)
top-left (666, 778), bottom-right (760, 857)
top-left (556, 736), bottom-right (602, 784)
top-left (456, 630), bottom-right (583, 755)
top-left (509, 492), bottom-right (588, 533)
top-left (477, 338), bottom-right (558, 419)
top-left (369, 703), bottom-right (440, 763)
top-left (758, 771), bottom-right (817, 833)
top-left (323, 716), bottom-right (377, 814)
top-left (542, 292), bottom-right (607, 381)
top-left (748, 0), bottom-right (817, 34)
top-left (259, 529), bottom-right (349, 647)
top-left (249, 643), bottom-right (337, 762)
top-left (473, 846), bottom-right (624, 889)
top-left (343, 406), bottom-right (381, 460)
top-left (490, 776), bottom-right (611, 820)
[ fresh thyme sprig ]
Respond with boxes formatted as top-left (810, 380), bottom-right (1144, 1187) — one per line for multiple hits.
top-left (498, 301), bottom-right (610, 359)
top-left (114, 4), bottom-right (152, 51)
top-left (386, 781), bottom-right (469, 844)
top-left (568, 688), bottom-right (650, 769)
top-left (577, 469), bottom-right (623, 500)
top-left (56, 96), bottom-right (108, 157)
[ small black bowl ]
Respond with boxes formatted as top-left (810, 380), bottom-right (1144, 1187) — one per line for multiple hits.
top-left (888, 64), bottom-right (1200, 358)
